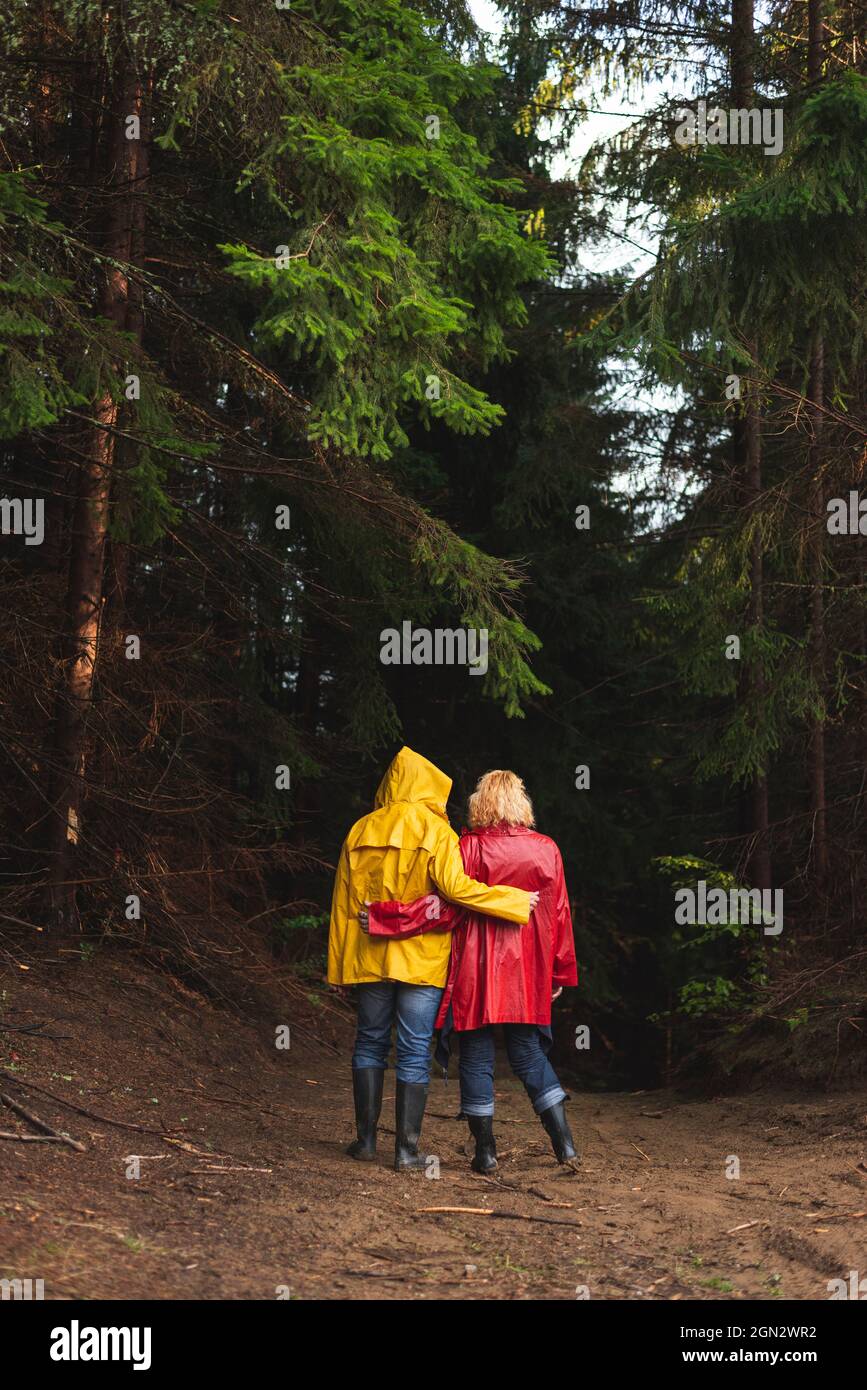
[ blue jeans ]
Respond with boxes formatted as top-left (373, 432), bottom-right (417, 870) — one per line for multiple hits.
top-left (352, 982), bottom-right (444, 1085)
top-left (459, 1024), bottom-right (567, 1117)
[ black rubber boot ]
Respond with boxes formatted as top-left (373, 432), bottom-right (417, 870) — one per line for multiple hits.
top-left (468, 1114), bottom-right (498, 1174)
top-left (346, 1067), bottom-right (384, 1161)
top-left (394, 1080), bottom-right (429, 1171)
top-left (539, 1100), bottom-right (578, 1163)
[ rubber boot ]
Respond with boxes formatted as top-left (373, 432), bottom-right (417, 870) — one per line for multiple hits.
top-left (346, 1067), bottom-right (384, 1161)
top-left (468, 1114), bottom-right (498, 1174)
top-left (394, 1080), bottom-right (429, 1171)
top-left (539, 1100), bottom-right (578, 1163)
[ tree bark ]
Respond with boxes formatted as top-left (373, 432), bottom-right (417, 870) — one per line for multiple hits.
top-left (730, 0), bottom-right (771, 889)
top-left (47, 56), bottom-right (147, 930)
top-left (806, 0), bottom-right (827, 888)
top-left (104, 74), bottom-right (150, 633)
top-left (807, 0), bottom-right (824, 82)
top-left (731, 0), bottom-right (755, 107)
top-left (807, 334), bottom-right (827, 888)
top-left (743, 395), bottom-right (772, 891)
top-left (293, 586), bottom-right (323, 839)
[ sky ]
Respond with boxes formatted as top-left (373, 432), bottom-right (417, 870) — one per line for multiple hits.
top-left (467, 0), bottom-right (662, 273)
top-left (466, 1), bottom-right (688, 511)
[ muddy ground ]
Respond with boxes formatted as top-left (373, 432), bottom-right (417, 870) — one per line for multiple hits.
top-left (1, 955), bottom-right (865, 1300)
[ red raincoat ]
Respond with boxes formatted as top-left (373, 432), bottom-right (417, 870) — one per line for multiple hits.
top-left (368, 824), bottom-right (578, 1030)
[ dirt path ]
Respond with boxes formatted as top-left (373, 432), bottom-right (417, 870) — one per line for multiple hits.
top-left (1, 958), bottom-right (865, 1300)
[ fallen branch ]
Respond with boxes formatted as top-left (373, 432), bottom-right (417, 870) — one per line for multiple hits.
top-left (0, 1019), bottom-right (71, 1040)
top-left (804, 1210), bottom-right (866, 1222)
top-left (163, 1137), bottom-right (232, 1158)
top-left (186, 1166), bottom-right (272, 1175)
top-left (476, 1173), bottom-right (574, 1208)
top-left (416, 1205), bottom-right (583, 1229)
top-left (0, 1130), bottom-right (78, 1144)
top-left (0, 1091), bottom-right (85, 1152)
top-left (419, 1205), bottom-right (493, 1215)
top-left (1, 1070), bottom-right (163, 1136)
top-left (176, 1087), bottom-right (282, 1118)
top-left (528, 1186), bottom-right (574, 1208)
top-left (426, 1111), bottom-right (529, 1125)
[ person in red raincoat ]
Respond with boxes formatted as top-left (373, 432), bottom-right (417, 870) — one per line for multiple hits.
top-left (363, 769), bottom-right (579, 1173)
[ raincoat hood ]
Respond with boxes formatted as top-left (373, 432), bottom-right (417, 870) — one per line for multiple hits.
top-left (374, 746), bottom-right (451, 819)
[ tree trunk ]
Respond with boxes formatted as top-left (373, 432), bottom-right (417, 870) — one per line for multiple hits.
top-left (743, 396), bottom-right (772, 891)
top-left (46, 58), bottom-right (146, 930)
top-left (806, 1), bottom-right (827, 889)
top-left (731, 0), bottom-right (771, 889)
top-left (106, 67), bottom-right (152, 632)
top-left (807, 0), bottom-right (824, 82)
top-left (731, 0), bottom-right (755, 107)
top-left (807, 335), bottom-right (827, 888)
top-left (293, 590), bottom-right (323, 838)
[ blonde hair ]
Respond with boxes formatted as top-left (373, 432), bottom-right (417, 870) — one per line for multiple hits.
top-left (468, 770), bottom-right (535, 829)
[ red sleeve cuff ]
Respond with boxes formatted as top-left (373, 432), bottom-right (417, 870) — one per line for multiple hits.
top-left (367, 896), bottom-right (449, 939)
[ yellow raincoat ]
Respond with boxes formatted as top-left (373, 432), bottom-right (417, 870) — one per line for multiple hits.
top-left (327, 747), bottom-right (532, 987)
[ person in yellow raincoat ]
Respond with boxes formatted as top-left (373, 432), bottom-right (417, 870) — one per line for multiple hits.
top-left (328, 746), bottom-right (536, 1170)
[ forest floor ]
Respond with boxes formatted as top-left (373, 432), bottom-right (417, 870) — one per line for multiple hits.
top-left (1, 953), bottom-right (866, 1301)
